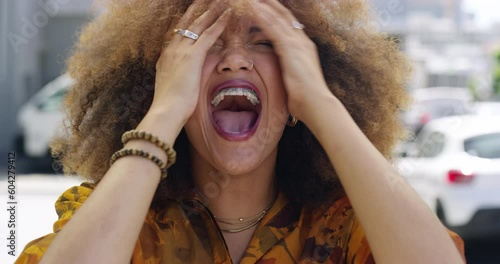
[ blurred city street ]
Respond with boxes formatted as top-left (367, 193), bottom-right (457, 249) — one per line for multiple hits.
top-left (2, 0), bottom-right (500, 263)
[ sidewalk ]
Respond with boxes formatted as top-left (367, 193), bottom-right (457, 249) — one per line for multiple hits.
top-left (0, 174), bottom-right (82, 263)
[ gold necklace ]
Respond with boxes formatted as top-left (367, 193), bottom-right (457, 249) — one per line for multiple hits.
top-left (214, 197), bottom-right (276, 233)
top-left (218, 217), bottom-right (264, 233)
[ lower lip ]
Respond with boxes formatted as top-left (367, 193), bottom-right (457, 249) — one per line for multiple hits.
top-left (210, 112), bottom-right (261, 141)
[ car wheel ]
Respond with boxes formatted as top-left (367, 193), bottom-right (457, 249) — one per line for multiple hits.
top-left (436, 200), bottom-right (448, 227)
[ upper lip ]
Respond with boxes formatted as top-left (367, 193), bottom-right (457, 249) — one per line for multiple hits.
top-left (210, 79), bottom-right (261, 101)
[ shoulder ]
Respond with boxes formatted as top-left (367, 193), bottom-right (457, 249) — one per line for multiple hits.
top-left (15, 182), bottom-right (97, 263)
top-left (54, 182), bottom-right (96, 232)
top-left (56, 182), bottom-right (95, 205)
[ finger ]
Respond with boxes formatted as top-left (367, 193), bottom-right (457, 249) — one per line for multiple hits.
top-left (182, 1), bottom-right (229, 42)
top-left (249, 2), bottom-right (296, 44)
top-left (166, 0), bottom-right (209, 45)
top-left (176, 0), bottom-right (210, 31)
top-left (171, 0), bottom-right (228, 45)
top-left (194, 8), bottom-right (232, 51)
top-left (255, 0), bottom-right (306, 35)
top-left (260, 0), bottom-right (298, 23)
top-left (188, 1), bottom-right (228, 34)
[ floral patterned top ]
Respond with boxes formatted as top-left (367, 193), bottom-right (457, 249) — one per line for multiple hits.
top-left (16, 182), bottom-right (464, 263)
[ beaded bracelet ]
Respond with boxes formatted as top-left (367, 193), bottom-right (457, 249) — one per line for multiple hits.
top-left (121, 130), bottom-right (176, 168)
top-left (109, 148), bottom-right (168, 179)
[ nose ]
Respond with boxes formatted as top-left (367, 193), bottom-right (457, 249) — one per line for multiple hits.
top-left (216, 47), bottom-right (253, 73)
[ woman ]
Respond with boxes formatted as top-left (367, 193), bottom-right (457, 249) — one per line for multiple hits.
top-left (17, 0), bottom-right (465, 263)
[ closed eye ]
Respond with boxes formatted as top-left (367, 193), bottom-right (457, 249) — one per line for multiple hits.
top-left (253, 40), bottom-right (273, 48)
top-left (247, 40), bottom-right (274, 53)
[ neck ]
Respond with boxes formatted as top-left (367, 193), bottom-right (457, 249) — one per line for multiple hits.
top-left (190, 149), bottom-right (278, 221)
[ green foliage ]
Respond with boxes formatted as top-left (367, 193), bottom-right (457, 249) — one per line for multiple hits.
top-left (467, 79), bottom-right (480, 100)
top-left (494, 51), bottom-right (500, 95)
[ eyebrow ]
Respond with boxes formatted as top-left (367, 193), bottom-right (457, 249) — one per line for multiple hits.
top-left (249, 26), bottom-right (262, 34)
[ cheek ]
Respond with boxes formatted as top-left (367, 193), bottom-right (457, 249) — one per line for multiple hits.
top-left (259, 57), bottom-right (287, 108)
top-left (200, 57), bottom-right (218, 93)
top-left (184, 59), bottom-right (216, 141)
top-left (192, 58), bottom-right (218, 118)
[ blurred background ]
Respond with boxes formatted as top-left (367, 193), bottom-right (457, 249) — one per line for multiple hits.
top-left (1, 0), bottom-right (500, 263)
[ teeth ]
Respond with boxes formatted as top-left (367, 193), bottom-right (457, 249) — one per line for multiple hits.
top-left (211, 87), bottom-right (260, 107)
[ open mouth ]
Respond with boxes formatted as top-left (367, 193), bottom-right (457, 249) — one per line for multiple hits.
top-left (210, 81), bottom-right (262, 141)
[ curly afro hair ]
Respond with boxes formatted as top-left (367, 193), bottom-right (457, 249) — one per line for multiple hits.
top-left (51, 0), bottom-right (411, 209)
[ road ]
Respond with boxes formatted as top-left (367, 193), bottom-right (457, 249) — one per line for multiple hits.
top-left (0, 174), bottom-right (499, 263)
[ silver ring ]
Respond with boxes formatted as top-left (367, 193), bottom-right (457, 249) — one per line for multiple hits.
top-left (291, 21), bottom-right (305, 30)
top-left (173, 28), bottom-right (199, 40)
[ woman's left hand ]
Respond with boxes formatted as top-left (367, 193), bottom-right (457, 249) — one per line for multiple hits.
top-left (249, 0), bottom-right (335, 123)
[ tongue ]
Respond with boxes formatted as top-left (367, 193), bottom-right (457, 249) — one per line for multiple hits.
top-left (213, 110), bottom-right (258, 134)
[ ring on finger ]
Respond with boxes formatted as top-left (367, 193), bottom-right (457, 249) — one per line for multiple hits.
top-left (291, 21), bottom-right (305, 30)
top-left (174, 28), bottom-right (199, 41)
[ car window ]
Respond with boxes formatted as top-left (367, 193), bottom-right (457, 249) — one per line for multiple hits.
top-left (417, 131), bottom-right (446, 158)
top-left (37, 87), bottom-right (68, 112)
top-left (464, 133), bottom-right (500, 159)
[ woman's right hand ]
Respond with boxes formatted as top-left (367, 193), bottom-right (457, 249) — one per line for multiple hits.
top-left (149, 0), bottom-right (231, 126)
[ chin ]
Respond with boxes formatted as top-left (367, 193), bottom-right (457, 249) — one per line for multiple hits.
top-left (213, 150), bottom-right (262, 176)
top-left (187, 109), bottom-right (283, 177)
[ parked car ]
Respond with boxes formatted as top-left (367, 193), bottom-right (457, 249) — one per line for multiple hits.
top-left (17, 74), bottom-right (73, 158)
top-left (402, 87), bottom-right (473, 135)
top-left (395, 115), bottom-right (500, 239)
top-left (472, 101), bottom-right (500, 116)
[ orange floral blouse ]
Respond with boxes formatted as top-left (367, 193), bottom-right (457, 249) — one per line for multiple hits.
top-left (16, 182), bottom-right (465, 263)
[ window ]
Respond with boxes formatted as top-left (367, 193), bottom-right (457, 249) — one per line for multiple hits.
top-left (37, 87), bottom-right (68, 112)
top-left (464, 133), bottom-right (500, 159)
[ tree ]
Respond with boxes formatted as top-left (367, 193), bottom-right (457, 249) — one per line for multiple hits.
top-left (494, 51), bottom-right (500, 95)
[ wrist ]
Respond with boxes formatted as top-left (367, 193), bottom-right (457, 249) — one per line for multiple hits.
top-left (299, 92), bottom-right (343, 129)
top-left (137, 106), bottom-right (187, 146)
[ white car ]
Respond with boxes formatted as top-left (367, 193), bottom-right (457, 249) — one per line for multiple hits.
top-left (473, 101), bottom-right (500, 117)
top-left (17, 74), bottom-right (73, 158)
top-left (396, 115), bottom-right (500, 239)
top-left (402, 87), bottom-right (473, 134)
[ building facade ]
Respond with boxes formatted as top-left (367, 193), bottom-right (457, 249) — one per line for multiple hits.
top-left (1, 0), bottom-right (94, 156)
top-left (371, 0), bottom-right (497, 96)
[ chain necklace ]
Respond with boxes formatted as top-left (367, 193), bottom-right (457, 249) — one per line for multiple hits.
top-left (214, 197), bottom-right (276, 233)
